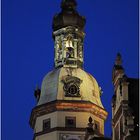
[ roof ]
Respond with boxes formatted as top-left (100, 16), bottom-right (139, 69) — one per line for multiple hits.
top-left (37, 67), bottom-right (104, 109)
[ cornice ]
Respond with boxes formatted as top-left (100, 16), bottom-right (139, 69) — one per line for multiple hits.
top-left (29, 100), bottom-right (108, 129)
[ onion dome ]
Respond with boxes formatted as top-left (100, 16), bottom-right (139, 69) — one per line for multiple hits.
top-left (37, 67), bottom-right (104, 109)
top-left (52, 0), bottom-right (86, 31)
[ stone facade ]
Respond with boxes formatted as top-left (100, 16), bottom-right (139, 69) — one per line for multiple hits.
top-left (111, 53), bottom-right (139, 140)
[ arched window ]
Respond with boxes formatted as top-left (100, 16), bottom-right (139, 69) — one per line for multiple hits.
top-left (66, 47), bottom-right (74, 58)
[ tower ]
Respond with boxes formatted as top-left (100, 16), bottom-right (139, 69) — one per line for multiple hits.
top-left (29, 1), bottom-right (108, 140)
top-left (112, 53), bottom-right (139, 140)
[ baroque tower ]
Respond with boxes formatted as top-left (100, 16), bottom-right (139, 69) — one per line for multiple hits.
top-left (30, 1), bottom-right (108, 140)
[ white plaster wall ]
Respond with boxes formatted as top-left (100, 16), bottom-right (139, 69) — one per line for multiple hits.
top-left (35, 111), bottom-right (104, 134)
top-left (35, 112), bottom-right (58, 133)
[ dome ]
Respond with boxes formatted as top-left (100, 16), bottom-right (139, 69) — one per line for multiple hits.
top-left (38, 67), bottom-right (104, 108)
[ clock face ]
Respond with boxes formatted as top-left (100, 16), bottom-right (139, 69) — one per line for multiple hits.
top-left (62, 76), bottom-right (82, 97)
top-left (68, 84), bottom-right (78, 95)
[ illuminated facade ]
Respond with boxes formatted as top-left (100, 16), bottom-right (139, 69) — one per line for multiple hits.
top-left (29, 0), bottom-right (108, 140)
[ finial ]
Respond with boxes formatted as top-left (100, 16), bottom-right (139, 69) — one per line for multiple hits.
top-left (115, 52), bottom-right (122, 65)
top-left (34, 85), bottom-right (41, 101)
top-left (85, 117), bottom-right (95, 139)
top-left (88, 117), bottom-right (94, 128)
top-left (99, 87), bottom-right (103, 96)
top-left (61, 0), bottom-right (77, 10)
top-left (89, 116), bottom-right (93, 123)
top-left (112, 53), bottom-right (125, 84)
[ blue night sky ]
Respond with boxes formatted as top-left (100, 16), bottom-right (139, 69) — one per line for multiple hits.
top-left (2, 0), bottom-right (138, 139)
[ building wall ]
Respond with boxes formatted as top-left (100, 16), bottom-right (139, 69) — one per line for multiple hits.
top-left (35, 131), bottom-right (86, 140)
top-left (34, 111), bottom-right (104, 134)
top-left (112, 60), bottom-right (139, 140)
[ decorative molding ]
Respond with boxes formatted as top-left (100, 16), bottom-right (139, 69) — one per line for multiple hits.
top-left (29, 100), bottom-right (108, 129)
top-left (33, 127), bottom-right (104, 140)
top-left (33, 127), bottom-right (86, 140)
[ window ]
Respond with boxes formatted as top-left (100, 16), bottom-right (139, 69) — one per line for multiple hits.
top-left (65, 117), bottom-right (76, 128)
top-left (43, 118), bottom-right (50, 131)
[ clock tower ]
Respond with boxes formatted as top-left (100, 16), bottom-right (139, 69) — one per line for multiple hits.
top-left (29, 0), bottom-right (108, 140)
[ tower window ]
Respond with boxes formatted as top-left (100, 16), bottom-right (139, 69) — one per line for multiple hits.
top-left (43, 118), bottom-right (51, 131)
top-left (65, 117), bottom-right (76, 128)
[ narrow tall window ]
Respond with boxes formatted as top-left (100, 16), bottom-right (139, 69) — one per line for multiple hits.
top-left (43, 118), bottom-right (51, 131)
top-left (65, 117), bottom-right (76, 128)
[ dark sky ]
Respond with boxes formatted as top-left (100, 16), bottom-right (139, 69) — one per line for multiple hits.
top-left (2, 0), bottom-right (138, 139)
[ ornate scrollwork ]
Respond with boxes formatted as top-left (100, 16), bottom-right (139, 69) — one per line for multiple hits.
top-left (61, 76), bottom-right (82, 97)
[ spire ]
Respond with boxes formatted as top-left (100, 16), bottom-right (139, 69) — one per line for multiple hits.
top-left (113, 52), bottom-right (124, 70)
top-left (115, 53), bottom-right (122, 66)
top-left (61, 0), bottom-right (77, 10)
top-left (112, 53), bottom-right (125, 85)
